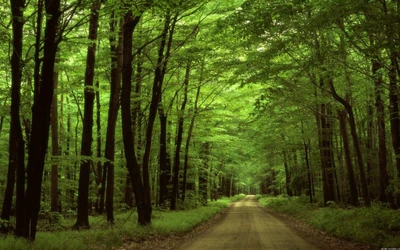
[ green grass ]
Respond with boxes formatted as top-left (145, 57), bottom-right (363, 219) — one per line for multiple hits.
top-left (0, 194), bottom-right (245, 250)
top-left (259, 196), bottom-right (400, 248)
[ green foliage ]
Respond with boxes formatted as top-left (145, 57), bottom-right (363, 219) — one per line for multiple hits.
top-left (228, 193), bottom-right (246, 202)
top-left (259, 196), bottom-right (400, 248)
top-left (0, 195), bottom-right (243, 249)
top-left (151, 206), bottom-right (220, 235)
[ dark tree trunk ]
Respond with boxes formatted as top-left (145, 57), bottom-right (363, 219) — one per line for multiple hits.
top-left (23, 0), bottom-right (60, 239)
top-left (282, 150), bottom-right (292, 196)
top-left (303, 140), bottom-right (313, 203)
top-left (124, 173), bottom-right (134, 208)
top-left (74, 0), bottom-right (102, 229)
top-left (338, 110), bottom-right (359, 206)
top-left (51, 69), bottom-right (60, 212)
top-left (373, 60), bottom-right (396, 207)
top-left (387, 53), bottom-right (400, 205)
top-left (66, 99), bottom-right (75, 209)
top-left (2, 0), bottom-right (25, 235)
top-left (366, 102), bottom-right (375, 198)
top-left (171, 63), bottom-right (190, 209)
top-left (383, 0), bottom-right (400, 205)
top-left (121, 10), bottom-right (151, 225)
top-left (199, 142), bottom-right (210, 205)
top-left (104, 14), bottom-right (122, 223)
top-left (158, 109), bottom-right (170, 206)
top-left (182, 83), bottom-right (201, 202)
top-left (33, 0), bottom-right (43, 104)
top-left (94, 79), bottom-right (102, 213)
top-left (313, 32), bottom-right (337, 205)
top-left (318, 102), bottom-right (337, 205)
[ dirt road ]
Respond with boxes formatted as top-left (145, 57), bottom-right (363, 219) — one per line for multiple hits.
top-left (178, 195), bottom-right (320, 250)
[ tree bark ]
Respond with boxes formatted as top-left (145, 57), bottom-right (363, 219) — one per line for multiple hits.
top-left (23, 0), bottom-right (61, 239)
top-left (303, 140), bottom-right (313, 203)
top-left (158, 107), bottom-right (170, 206)
top-left (182, 82), bottom-right (201, 202)
top-left (199, 142), bottom-right (210, 205)
top-left (94, 79), bottom-right (102, 213)
top-left (337, 110), bottom-right (359, 206)
top-left (171, 62), bottom-right (190, 209)
top-left (282, 150), bottom-right (292, 196)
top-left (74, 0), bottom-right (102, 229)
top-left (373, 59), bottom-right (396, 207)
top-left (121, 10), bottom-right (151, 225)
top-left (104, 14), bottom-right (123, 223)
top-left (2, 0), bottom-right (25, 235)
top-left (51, 68), bottom-right (60, 212)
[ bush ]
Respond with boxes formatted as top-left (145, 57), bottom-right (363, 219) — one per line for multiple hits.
top-left (258, 196), bottom-right (400, 247)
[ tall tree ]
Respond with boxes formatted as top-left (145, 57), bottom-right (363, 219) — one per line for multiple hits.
top-left (104, 13), bottom-right (123, 223)
top-left (22, 0), bottom-right (61, 239)
top-left (51, 68), bottom-right (60, 212)
top-left (74, 0), bottom-right (102, 229)
top-left (171, 62), bottom-right (190, 209)
top-left (121, 7), bottom-right (151, 225)
top-left (182, 78), bottom-right (201, 202)
top-left (2, 0), bottom-right (25, 234)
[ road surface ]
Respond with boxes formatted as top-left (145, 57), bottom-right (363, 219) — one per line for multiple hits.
top-left (178, 195), bottom-right (320, 250)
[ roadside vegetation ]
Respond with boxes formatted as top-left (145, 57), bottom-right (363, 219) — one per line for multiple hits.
top-left (0, 194), bottom-right (245, 250)
top-left (258, 196), bottom-right (400, 248)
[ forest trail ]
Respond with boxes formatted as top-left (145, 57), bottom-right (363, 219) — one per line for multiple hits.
top-left (178, 195), bottom-right (320, 250)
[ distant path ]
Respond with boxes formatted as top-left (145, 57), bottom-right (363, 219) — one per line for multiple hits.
top-left (178, 195), bottom-right (320, 250)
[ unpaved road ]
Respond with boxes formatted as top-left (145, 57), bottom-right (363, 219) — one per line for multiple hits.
top-left (178, 195), bottom-right (320, 250)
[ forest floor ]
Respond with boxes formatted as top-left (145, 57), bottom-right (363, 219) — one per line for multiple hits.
top-left (119, 195), bottom-right (374, 250)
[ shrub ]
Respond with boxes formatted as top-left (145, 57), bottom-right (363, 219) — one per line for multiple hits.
top-left (259, 196), bottom-right (400, 247)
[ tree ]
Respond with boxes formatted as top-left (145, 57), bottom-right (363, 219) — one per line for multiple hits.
top-left (2, 0), bottom-right (25, 234)
top-left (74, 0), bottom-right (102, 229)
top-left (121, 5), bottom-right (151, 225)
top-left (104, 11), bottom-right (123, 223)
top-left (22, 0), bottom-right (61, 239)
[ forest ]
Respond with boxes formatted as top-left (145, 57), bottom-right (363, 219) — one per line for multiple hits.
top-left (1, 0), bottom-right (400, 248)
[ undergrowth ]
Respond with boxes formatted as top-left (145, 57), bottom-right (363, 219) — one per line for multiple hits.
top-left (0, 194), bottom-right (245, 250)
top-left (259, 195), bottom-right (400, 248)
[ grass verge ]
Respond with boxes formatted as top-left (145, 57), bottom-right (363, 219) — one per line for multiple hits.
top-left (258, 196), bottom-right (400, 248)
top-left (0, 194), bottom-right (245, 250)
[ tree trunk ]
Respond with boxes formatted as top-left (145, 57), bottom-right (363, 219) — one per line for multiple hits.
top-left (182, 83), bottom-right (201, 202)
top-left (158, 108), bottom-right (170, 206)
top-left (303, 140), bottom-right (313, 203)
top-left (282, 150), bottom-right (292, 196)
top-left (74, 0), bottom-right (102, 229)
top-left (329, 74), bottom-right (370, 207)
top-left (51, 68), bottom-right (60, 212)
top-left (121, 10), bottom-right (151, 225)
top-left (387, 52), bottom-right (400, 205)
top-left (94, 79), bottom-right (102, 213)
top-left (318, 102), bottom-right (337, 205)
top-left (338, 110), bottom-right (359, 206)
top-left (2, 0), bottom-right (25, 235)
top-left (171, 63), bottom-right (190, 209)
top-left (199, 142), bottom-right (210, 205)
top-left (373, 59), bottom-right (396, 207)
top-left (23, 0), bottom-right (60, 239)
top-left (366, 101), bottom-right (376, 198)
top-left (104, 14), bottom-right (123, 223)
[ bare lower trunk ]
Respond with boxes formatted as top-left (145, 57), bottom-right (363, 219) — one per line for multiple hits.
top-left (74, 0), bottom-right (102, 229)
top-left (3, 0), bottom-right (25, 235)
top-left (104, 14), bottom-right (122, 223)
top-left (51, 70), bottom-right (60, 212)
top-left (23, 0), bottom-right (61, 239)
